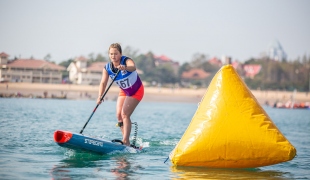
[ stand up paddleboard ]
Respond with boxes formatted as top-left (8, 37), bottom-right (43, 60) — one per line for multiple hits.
top-left (54, 130), bottom-right (142, 154)
top-left (54, 70), bottom-right (142, 154)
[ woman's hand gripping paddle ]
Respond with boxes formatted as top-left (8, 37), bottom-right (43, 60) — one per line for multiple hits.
top-left (79, 69), bottom-right (120, 134)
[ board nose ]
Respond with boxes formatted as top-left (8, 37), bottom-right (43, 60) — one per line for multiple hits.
top-left (54, 130), bottom-right (72, 143)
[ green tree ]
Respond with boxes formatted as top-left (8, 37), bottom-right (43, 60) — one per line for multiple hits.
top-left (59, 59), bottom-right (74, 68)
top-left (95, 53), bottom-right (107, 62)
top-left (44, 54), bottom-right (52, 61)
top-left (190, 53), bottom-right (208, 68)
top-left (243, 56), bottom-right (310, 91)
top-left (154, 65), bottom-right (178, 84)
top-left (123, 46), bottom-right (139, 59)
top-left (178, 62), bottom-right (191, 76)
top-left (134, 52), bottom-right (156, 82)
top-left (58, 59), bottom-right (74, 79)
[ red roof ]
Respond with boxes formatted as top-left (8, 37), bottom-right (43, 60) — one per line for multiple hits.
top-left (8, 59), bottom-right (65, 70)
top-left (75, 56), bottom-right (88, 61)
top-left (154, 55), bottom-right (172, 61)
top-left (0, 52), bottom-right (9, 57)
top-left (208, 57), bottom-right (222, 66)
top-left (182, 69), bottom-right (210, 79)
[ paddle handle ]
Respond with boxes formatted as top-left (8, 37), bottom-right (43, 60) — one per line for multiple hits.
top-left (80, 69), bottom-right (120, 134)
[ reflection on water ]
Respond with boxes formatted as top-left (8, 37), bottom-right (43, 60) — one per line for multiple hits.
top-left (50, 165), bottom-right (71, 180)
top-left (50, 149), bottom-right (145, 180)
top-left (50, 150), bottom-right (108, 179)
top-left (110, 156), bottom-right (145, 179)
top-left (171, 166), bottom-right (294, 179)
top-left (110, 157), bottom-right (129, 179)
top-left (110, 157), bottom-right (132, 179)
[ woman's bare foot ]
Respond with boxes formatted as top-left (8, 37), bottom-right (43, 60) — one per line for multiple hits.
top-left (122, 139), bottom-right (130, 146)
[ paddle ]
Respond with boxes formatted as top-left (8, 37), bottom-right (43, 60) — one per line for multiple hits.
top-left (80, 69), bottom-right (120, 134)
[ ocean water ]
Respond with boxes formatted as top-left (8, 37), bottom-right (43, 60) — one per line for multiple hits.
top-left (0, 98), bottom-right (309, 179)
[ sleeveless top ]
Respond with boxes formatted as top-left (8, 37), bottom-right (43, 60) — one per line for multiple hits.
top-left (105, 56), bottom-right (143, 96)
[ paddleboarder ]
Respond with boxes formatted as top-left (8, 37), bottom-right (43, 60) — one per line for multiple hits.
top-left (97, 43), bottom-right (144, 146)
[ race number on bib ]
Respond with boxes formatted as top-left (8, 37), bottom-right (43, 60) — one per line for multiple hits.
top-left (114, 71), bottom-right (138, 90)
top-left (116, 78), bottom-right (130, 88)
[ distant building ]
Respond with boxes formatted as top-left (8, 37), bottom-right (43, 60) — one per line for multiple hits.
top-left (208, 57), bottom-right (222, 67)
top-left (232, 61), bottom-right (240, 69)
top-left (0, 52), bottom-right (9, 65)
top-left (0, 52), bottom-right (65, 83)
top-left (181, 68), bottom-right (211, 87)
top-left (154, 55), bottom-right (179, 75)
top-left (268, 39), bottom-right (287, 61)
top-left (243, 64), bottom-right (261, 79)
top-left (221, 55), bottom-right (232, 65)
top-left (67, 56), bottom-right (107, 85)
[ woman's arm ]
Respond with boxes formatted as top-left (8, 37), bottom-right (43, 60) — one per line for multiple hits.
top-left (117, 58), bottom-right (136, 72)
top-left (125, 58), bottom-right (136, 72)
top-left (97, 69), bottom-right (109, 104)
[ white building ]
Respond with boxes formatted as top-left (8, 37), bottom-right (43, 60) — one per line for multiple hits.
top-left (268, 39), bottom-right (287, 61)
top-left (67, 56), bottom-right (107, 85)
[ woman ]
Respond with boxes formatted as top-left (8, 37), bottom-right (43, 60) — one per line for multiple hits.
top-left (97, 43), bottom-right (144, 146)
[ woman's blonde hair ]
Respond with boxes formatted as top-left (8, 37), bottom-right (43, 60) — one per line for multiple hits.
top-left (109, 43), bottom-right (122, 54)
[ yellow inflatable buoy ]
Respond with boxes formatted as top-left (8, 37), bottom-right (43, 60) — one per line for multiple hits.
top-left (169, 65), bottom-right (296, 168)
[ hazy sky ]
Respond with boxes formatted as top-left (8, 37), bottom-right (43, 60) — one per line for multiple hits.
top-left (1, 0), bottom-right (309, 64)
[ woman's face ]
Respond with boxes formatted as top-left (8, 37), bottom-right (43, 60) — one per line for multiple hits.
top-left (109, 48), bottom-right (122, 63)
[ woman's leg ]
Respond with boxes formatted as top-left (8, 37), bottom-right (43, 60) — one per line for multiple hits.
top-left (116, 96), bottom-right (126, 135)
top-left (121, 97), bottom-right (140, 146)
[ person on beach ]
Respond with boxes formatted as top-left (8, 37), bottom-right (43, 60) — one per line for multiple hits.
top-left (97, 43), bottom-right (144, 147)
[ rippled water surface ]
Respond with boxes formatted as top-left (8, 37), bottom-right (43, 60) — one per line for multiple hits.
top-left (0, 98), bottom-right (309, 179)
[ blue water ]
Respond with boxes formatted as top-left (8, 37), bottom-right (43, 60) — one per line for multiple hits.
top-left (0, 98), bottom-right (309, 179)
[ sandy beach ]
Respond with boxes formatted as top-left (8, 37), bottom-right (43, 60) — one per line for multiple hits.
top-left (1, 82), bottom-right (310, 105)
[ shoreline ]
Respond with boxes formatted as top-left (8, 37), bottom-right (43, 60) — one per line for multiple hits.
top-left (1, 82), bottom-right (310, 105)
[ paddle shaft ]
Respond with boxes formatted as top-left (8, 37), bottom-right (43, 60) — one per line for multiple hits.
top-left (80, 69), bottom-right (120, 134)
